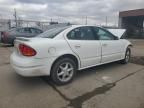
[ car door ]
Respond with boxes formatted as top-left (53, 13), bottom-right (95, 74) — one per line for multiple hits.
top-left (95, 27), bottom-right (124, 63)
top-left (66, 26), bottom-right (101, 68)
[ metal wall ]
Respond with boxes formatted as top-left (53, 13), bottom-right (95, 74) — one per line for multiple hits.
top-left (119, 9), bottom-right (144, 38)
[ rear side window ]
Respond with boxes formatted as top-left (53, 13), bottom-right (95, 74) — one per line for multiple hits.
top-left (67, 26), bottom-right (96, 40)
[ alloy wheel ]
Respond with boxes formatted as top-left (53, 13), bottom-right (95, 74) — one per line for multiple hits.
top-left (57, 62), bottom-right (74, 82)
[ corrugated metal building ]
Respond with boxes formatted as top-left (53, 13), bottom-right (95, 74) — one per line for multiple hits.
top-left (119, 9), bottom-right (144, 38)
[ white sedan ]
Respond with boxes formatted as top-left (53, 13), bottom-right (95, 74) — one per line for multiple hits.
top-left (10, 25), bottom-right (132, 85)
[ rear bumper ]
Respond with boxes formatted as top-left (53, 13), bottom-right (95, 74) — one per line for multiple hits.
top-left (11, 64), bottom-right (46, 76)
top-left (10, 52), bottom-right (56, 77)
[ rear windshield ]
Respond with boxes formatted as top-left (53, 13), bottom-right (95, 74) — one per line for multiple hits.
top-left (37, 26), bottom-right (70, 38)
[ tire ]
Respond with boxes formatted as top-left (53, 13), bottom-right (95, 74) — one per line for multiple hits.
top-left (120, 47), bottom-right (131, 64)
top-left (50, 58), bottom-right (77, 85)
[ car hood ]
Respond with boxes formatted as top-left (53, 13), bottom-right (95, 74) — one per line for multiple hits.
top-left (107, 29), bottom-right (126, 39)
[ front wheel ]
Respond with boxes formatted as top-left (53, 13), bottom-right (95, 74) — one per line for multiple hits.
top-left (50, 58), bottom-right (77, 85)
top-left (120, 48), bottom-right (131, 64)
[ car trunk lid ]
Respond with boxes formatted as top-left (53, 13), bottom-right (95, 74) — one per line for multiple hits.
top-left (14, 37), bottom-right (54, 58)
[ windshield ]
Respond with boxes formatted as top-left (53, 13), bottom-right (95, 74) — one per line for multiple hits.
top-left (37, 26), bottom-right (70, 38)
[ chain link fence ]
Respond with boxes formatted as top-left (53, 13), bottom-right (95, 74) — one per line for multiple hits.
top-left (0, 19), bottom-right (70, 31)
top-left (0, 18), bottom-right (71, 42)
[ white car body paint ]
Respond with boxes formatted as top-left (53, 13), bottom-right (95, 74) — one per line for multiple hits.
top-left (10, 25), bottom-right (131, 77)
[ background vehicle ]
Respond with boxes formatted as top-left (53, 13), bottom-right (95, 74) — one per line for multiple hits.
top-left (10, 25), bottom-right (132, 85)
top-left (1, 27), bottom-right (43, 45)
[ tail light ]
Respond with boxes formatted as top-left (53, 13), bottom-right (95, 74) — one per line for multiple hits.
top-left (19, 44), bottom-right (36, 56)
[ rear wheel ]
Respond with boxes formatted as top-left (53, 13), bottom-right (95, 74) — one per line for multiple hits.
top-left (50, 58), bottom-right (77, 85)
top-left (120, 48), bottom-right (131, 64)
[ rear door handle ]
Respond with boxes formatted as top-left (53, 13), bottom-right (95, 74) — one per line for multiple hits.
top-left (75, 45), bottom-right (81, 48)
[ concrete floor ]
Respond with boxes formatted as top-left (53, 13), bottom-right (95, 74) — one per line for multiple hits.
top-left (0, 39), bottom-right (144, 108)
top-left (130, 39), bottom-right (144, 57)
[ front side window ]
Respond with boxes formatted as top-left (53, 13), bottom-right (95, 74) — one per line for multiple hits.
top-left (67, 26), bottom-right (96, 40)
top-left (93, 27), bottom-right (115, 40)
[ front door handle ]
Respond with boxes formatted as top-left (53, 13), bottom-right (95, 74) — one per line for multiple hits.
top-left (102, 43), bottom-right (108, 47)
